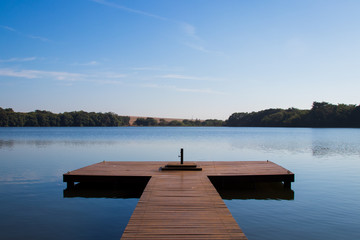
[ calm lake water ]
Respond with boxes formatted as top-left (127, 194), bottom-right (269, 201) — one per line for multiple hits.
top-left (0, 127), bottom-right (359, 240)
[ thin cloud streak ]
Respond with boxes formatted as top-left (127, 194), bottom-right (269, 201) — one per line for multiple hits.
top-left (91, 0), bottom-right (168, 21)
top-left (182, 42), bottom-right (209, 53)
top-left (131, 66), bottom-right (184, 72)
top-left (0, 25), bottom-right (49, 42)
top-left (0, 57), bottom-right (37, 63)
top-left (132, 67), bottom-right (161, 71)
top-left (160, 74), bottom-right (219, 81)
top-left (0, 25), bottom-right (16, 32)
top-left (180, 22), bottom-right (200, 40)
top-left (0, 68), bottom-right (84, 80)
top-left (176, 87), bottom-right (225, 95)
top-left (72, 61), bottom-right (99, 66)
top-left (141, 83), bottom-right (225, 95)
top-left (27, 34), bottom-right (49, 42)
top-left (100, 72), bottom-right (127, 79)
top-left (179, 22), bottom-right (223, 54)
top-left (0, 68), bottom-right (39, 78)
top-left (0, 68), bottom-right (125, 84)
top-left (182, 42), bottom-right (224, 55)
top-left (90, 1), bottom-right (219, 54)
top-left (132, 66), bottom-right (169, 71)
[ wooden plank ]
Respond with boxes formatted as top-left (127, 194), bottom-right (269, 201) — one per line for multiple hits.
top-left (121, 172), bottom-right (246, 240)
top-left (64, 161), bottom-right (294, 179)
top-left (63, 161), bottom-right (294, 239)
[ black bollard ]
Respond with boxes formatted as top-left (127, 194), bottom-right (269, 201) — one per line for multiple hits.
top-left (180, 148), bottom-right (184, 164)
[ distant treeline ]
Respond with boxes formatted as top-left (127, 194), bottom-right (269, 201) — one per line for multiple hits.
top-left (0, 107), bottom-right (224, 127)
top-left (227, 102), bottom-right (360, 128)
top-left (2, 101), bottom-right (360, 128)
top-left (134, 118), bottom-right (224, 127)
top-left (0, 108), bottom-right (130, 127)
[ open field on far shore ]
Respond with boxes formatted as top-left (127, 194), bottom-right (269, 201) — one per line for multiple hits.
top-left (129, 116), bottom-right (193, 126)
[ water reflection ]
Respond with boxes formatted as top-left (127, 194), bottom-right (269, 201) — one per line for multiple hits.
top-left (64, 183), bottom-right (145, 198)
top-left (312, 142), bottom-right (360, 157)
top-left (0, 139), bottom-right (119, 149)
top-left (64, 181), bottom-right (294, 201)
top-left (216, 182), bottom-right (294, 200)
top-left (0, 140), bottom-right (15, 149)
top-left (1, 127), bottom-right (360, 157)
top-left (226, 129), bottom-right (360, 157)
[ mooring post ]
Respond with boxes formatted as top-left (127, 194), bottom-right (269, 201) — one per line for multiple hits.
top-left (180, 148), bottom-right (184, 164)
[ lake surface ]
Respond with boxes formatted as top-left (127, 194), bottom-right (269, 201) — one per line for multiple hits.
top-left (0, 127), bottom-right (359, 240)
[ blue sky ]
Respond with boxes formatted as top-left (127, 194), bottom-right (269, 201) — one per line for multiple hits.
top-left (1, 0), bottom-right (360, 119)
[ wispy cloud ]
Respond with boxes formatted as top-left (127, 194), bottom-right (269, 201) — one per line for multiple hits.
top-left (0, 25), bottom-right (49, 42)
top-left (27, 34), bottom-right (49, 42)
top-left (179, 22), bottom-right (223, 54)
top-left (90, 79), bottom-right (123, 85)
top-left (132, 67), bottom-right (158, 71)
top-left (91, 0), bottom-right (167, 21)
top-left (0, 25), bottom-right (16, 32)
top-left (175, 87), bottom-right (225, 94)
top-left (181, 22), bottom-right (200, 40)
top-left (141, 83), bottom-right (225, 95)
top-left (181, 41), bottom-right (223, 55)
top-left (0, 68), bottom-right (126, 84)
top-left (160, 74), bottom-right (218, 81)
top-left (131, 66), bottom-right (184, 72)
top-left (72, 61), bottom-right (99, 66)
top-left (132, 66), bottom-right (166, 71)
top-left (0, 67), bottom-right (225, 93)
top-left (182, 42), bottom-right (209, 53)
top-left (0, 57), bottom-right (37, 63)
top-left (90, 1), bottom-right (221, 54)
top-left (100, 72), bottom-right (127, 79)
top-left (0, 68), bottom-right (84, 80)
top-left (0, 68), bottom-right (38, 78)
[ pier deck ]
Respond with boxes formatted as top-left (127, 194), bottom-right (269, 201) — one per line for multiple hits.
top-left (63, 161), bottom-right (294, 239)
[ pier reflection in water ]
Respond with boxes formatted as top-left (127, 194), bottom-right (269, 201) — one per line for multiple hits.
top-left (63, 182), bottom-right (147, 199)
top-left (64, 180), bottom-right (294, 201)
top-left (215, 182), bottom-right (294, 200)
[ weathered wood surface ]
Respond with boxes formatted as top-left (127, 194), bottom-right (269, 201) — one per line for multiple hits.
top-left (63, 161), bottom-right (294, 239)
top-left (121, 173), bottom-right (246, 239)
top-left (64, 161), bottom-right (293, 178)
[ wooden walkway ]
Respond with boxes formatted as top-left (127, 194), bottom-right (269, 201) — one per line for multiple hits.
top-left (64, 161), bottom-right (294, 240)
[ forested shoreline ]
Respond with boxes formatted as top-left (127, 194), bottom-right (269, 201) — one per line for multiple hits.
top-left (0, 108), bottom-right (224, 127)
top-left (0, 108), bottom-right (130, 127)
top-left (133, 118), bottom-right (224, 127)
top-left (1, 102), bottom-right (360, 127)
top-left (227, 102), bottom-right (360, 128)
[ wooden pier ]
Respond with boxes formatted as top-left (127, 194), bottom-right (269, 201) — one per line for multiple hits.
top-left (64, 161), bottom-right (294, 239)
